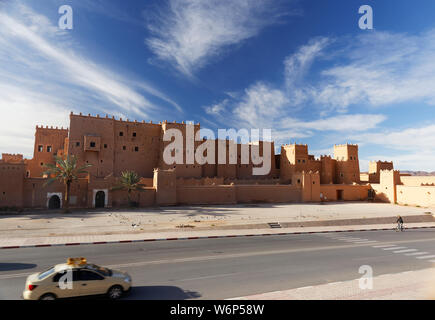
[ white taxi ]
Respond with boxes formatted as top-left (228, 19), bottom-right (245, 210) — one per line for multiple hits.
top-left (22, 258), bottom-right (132, 300)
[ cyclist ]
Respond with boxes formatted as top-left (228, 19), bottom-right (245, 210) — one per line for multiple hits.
top-left (396, 215), bottom-right (404, 231)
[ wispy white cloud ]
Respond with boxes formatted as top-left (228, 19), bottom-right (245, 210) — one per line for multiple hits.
top-left (204, 30), bottom-right (435, 170)
top-left (0, 89), bottom-right (70, 155)
top-left (145, 0), bottom-right (291, 77)
top-left (284, 37), bottom-right (330, 87)
top-left (234, 82), bottom-right (290, 129)
top-left (291, 30), bottom-right (435, 112)
top-left (279, 114), bottom-right (387, 132)
top-left (352, 125), bottom-right (435, 152)
top-left (0, 2), bottom-right (182, 157)
top-left (352, 125), bottom-right (435, 171)
top-left (202, 37), bottom-right (387, 144)
top-left (203, 81), bottom-right (386, 145)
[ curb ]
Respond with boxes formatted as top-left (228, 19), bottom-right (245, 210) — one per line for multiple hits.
top-left (2, 225), bottom-right (435, 250)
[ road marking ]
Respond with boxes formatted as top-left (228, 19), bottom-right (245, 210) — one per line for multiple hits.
top-left (178, 272), bottom-right (238, 282)
top-left (416, 255), bottom-right (435, 259)
top-left (2, 238), bottom-right (434, 280)
top-left (405, 252), bottom-right (429, 256)
top-left (0, 272), bottom-right (33, 280)
top-left (393, 249), bottom-right (418, 253)
top-left (373, 245), bottom-right (396, 248)
top-left (382, 247), bottom-right (407, 251)
top-left (296, 286), bottom-right (313, 290)
top-left (353, 240), bottom-right (377, 244)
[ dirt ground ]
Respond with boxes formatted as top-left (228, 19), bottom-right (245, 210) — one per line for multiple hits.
top-left (0, 202), bottom-right (432, 238)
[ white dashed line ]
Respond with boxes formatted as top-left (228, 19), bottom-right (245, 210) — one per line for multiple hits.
top-left (296, 286), bottom-right (313, 290)
top-left (178, 272), bottom-right (238, 282)
top-left (405, 252), bottom-right (429, 256)
top-left (372, 245), bottom-right (396, 248)
top-left (393, 249), bottom-right (418, 253)
top-left (382, 247), bottom-right (407, 251)
top-left (353, 240), bottom-right (378, 244)
top-left (416, 255), bottom-right (435, 260)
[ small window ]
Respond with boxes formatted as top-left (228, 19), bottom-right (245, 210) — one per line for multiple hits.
top-left (297, 179), bottom-right (301, 183)
top-left (134, 146), bottom-right (139, 152)
top-left (38, 267), bottom-right (55, 280)
top-left (100, 160), bottom-right (103, 164)
top-left (104, 144), bottom-right (108, 149)
top-left (47, 146), bottom-right (52, 152)
top-left (123, 146), bottom-right (126, 150)
top-left (302, 159), bottom-right (305, 163)
top-left (133, 132), bottom-right (137, 137)
top-left (297, 159), bottom-right (301, 163)
top-left (38, 145), bottom-right (43, 152)
top-left (79, 270), bottom-right (104, 281)
top-left (76, 142), bottom-right (80, 147)
top-left (40, 162), bottom-right (44, 166)
top-left (119, 132), bottom-right (124, 137)
top-left (90, 141), bottom-right (96, 148)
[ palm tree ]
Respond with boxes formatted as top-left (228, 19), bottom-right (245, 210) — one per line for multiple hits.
top-left (43, 155), bottom-right (92, 212)
top-left (111, 170), bottom-right (145, 207)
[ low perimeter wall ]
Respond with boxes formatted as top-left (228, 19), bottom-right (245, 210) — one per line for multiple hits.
top-left (176, 185), bottom-right (301, 205)
top-left (235, 185), bottom-right (301, 203)
top-left (111, 188), bottom-right (156, 207)
top-left (176, 186), bottom-right (236, 205)
top-left (397, 185), bottom-right (435, 207)
top-left (320, 184), bottom-right (371, 201)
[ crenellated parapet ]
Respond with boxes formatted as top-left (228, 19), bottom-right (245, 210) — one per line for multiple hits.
top-left (69, 111), bottom-right (159, 125)
top-left (35, 125), bottom-right (68, 132)
top-left (1, 153), bottom-right (24, 163)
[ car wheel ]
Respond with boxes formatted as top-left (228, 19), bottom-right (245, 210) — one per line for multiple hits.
top-left (39, 293), bottom-right (56, 300)
top-left (107, 285), bottom-right (123, 300)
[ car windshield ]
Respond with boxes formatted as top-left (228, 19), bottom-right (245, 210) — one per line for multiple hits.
top-left (38, 267), bottom-right (55, 280)
top-left (86, 264), bottom-right (112, 277)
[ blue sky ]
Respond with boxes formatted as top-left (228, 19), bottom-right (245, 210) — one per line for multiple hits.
top-left (1, 0), bottom-right (435, 171)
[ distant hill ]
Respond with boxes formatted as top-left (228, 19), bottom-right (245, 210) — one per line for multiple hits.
top-left (400, 171), bottom-right (435, 176)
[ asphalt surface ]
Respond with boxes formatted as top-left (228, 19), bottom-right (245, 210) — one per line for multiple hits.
top-left (1, 229), bottom-right (435, 300)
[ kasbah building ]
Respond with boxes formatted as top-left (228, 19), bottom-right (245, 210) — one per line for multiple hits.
top-left (1, 112), bottom-right (435, 210)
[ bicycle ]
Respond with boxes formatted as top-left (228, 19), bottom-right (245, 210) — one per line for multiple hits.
top-left (395, 223), bottom-right (405, 232)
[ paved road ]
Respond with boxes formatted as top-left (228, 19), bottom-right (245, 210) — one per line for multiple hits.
top-left (1, 229), bottom-right (435, 299)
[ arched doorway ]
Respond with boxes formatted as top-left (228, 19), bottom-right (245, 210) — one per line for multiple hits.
top-left (48, 195), bottom-right (61, 209)
top-left (95, 191), bottom-right (106, 208)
